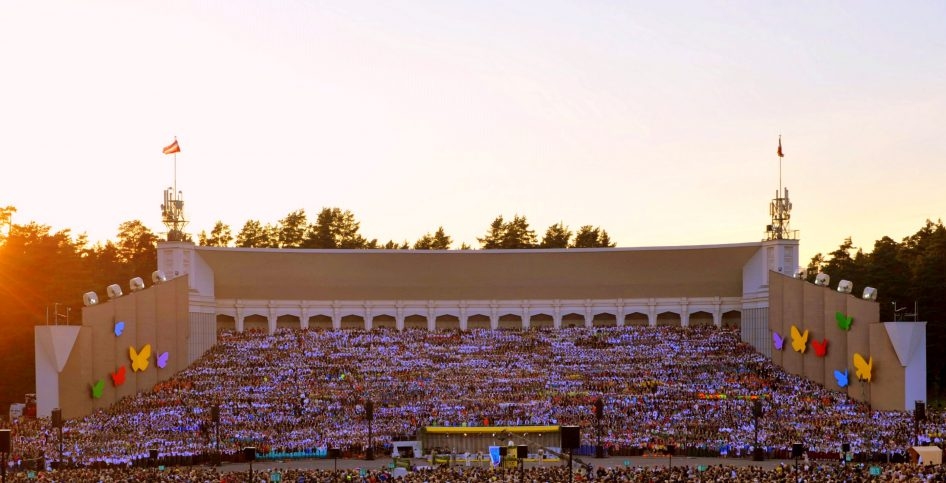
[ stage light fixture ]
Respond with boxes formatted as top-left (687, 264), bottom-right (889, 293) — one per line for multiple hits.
top-left (106, 284), bottom-right (123, 299)
top-left (129, 277), bottom-right (145, 292)
top-left (152, 270), bottom-right (167, 284)
top-left (837, 280), bottom-right (853, 294)
top-left (862, 287), bottom-right (878, 301)
top-left (814, 273), bottom-right (830, 287)
top-left (83, 292), bottom-right (99, 306)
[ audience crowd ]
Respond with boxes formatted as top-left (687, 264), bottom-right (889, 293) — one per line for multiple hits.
top-left (5, 461), bottom-right (946, 482)
top-left (4, 326), bottom-right (946, 480)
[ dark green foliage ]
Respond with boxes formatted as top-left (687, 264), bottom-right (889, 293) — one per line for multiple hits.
top-left (414, 227), bottom-right (452, 250)
top-left (571, 225), bottom-right (616, 248)
top-left (477, 215), bottom-right (538, 249)
top-left (198, 221), bottom-right (233, 247)
top-left (541, 222), bottom-right (572, 248)
top-left (806, 220), bottom-right (946, 395)
top-left (0, 217), bottom-right (158, 412)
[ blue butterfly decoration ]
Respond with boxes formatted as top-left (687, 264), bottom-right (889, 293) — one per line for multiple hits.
top-left (834, 369), bottom-right (849, 388)
top-left (114, 321), bottom-right (125, 337)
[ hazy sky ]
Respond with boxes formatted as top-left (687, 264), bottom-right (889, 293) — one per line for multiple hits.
top-left (2, 1), bottom-right (944, 266)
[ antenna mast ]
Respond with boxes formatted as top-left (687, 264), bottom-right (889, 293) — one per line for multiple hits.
top-left (160, 137), bottom-right (187, 241)
top-left (766, 135), bottom-right (797, 241)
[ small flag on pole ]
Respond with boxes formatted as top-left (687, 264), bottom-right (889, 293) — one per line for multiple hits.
top-left (163, 139), bottom-right (181, 155)
top-left (777, 136), bottom-right (784, 158)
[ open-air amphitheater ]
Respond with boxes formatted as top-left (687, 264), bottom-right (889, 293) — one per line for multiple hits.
top-left (23, 226), bottom-right (939, 480)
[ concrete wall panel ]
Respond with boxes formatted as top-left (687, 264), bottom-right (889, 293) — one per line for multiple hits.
top-left (56, 276), bottom-right (191, 421)
top-left (869, 324), bottom-right (904, 411)
top-left (768, 274), bottom-right (784, 366)
top-left (845, 296), bottom-right (873, 401)
top-left (801, 283), bottom-right (825, 386)
top-left (780, 275), bottom-right (805, 377)
top-left (58, 329), bottom-right (93, 420)
top-left (818, 284), bottom-right (847, 391)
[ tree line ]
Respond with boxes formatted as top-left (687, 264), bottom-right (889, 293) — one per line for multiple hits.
top-left (805, 219), bottom-right (946, 396)
top-left (0, 216), bottom-right (158, 412)
top-left (198, 207), bottom-right (616, 250)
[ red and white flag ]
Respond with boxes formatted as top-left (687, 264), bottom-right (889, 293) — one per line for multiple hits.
top-left (163, 139), bottom-right (181, 155)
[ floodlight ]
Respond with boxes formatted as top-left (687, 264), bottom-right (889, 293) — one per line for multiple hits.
top-left (837, 280), bottom-right (853, 294)
top-left (129, 277), bottom-right (145, 292)
top-left (152, 270), bottom-right (167, 284)
top-left (106, 284), bottom-right (123, 299)
top-left (83, 291), bottom-right (99, 306)
top-left (862, 287), bottom-right (878, 301)
top-left (814, 273), bottom-right (830, 287)
top-left (794, 270), bottom-right (806, 279)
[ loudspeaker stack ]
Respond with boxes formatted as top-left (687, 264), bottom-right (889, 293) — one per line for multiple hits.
top-left (916, 401), bottom-right (927, 421)
top-left (561, 426), bottom-right (580, 450)
top-left (792, 443), bottom-right (805, 459)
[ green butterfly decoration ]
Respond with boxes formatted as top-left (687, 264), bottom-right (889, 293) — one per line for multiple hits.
top-left (91, 379), bottom-right (105, 399)
top-left (836, 311), bottom-right (853, 331)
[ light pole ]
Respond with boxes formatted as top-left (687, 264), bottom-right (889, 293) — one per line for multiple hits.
top-left (52, 408), bottom-right (63, 469)
top-left (594, 398), bottom-right (604, 458)
top-left (365, 399), bottom-right (375, 460)
top-left (212, 404), bottom-right (220, 466)
top-left (243, 447), bottom-right (256, 483)
top-left (752, 399), bottom-right (764, 461)
top-left (1, 428), bottom-right (10, 483)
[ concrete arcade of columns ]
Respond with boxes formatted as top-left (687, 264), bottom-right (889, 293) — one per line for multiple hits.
top-left (214, 297), bottom-right (744, 333)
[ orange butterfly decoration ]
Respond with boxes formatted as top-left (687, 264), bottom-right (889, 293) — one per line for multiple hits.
top-left (853, 353), bottom-right (873, 382)
top-left (129, 344), bottom-right (151, 372)
top-left (790, 325), bottom-right (809, 353)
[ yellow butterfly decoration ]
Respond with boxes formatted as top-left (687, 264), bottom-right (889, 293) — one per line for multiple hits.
top-left (790, 325), bottom-right (809, 353)
top-left (853, 353), bottom-right (873, 382)
top-left (129, 344), bottom-right (152, 372)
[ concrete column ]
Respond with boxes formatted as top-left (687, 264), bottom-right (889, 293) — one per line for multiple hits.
top-left (584, 302), bottom-right (593, 328)
top-left (648, 299), bottom-right (657, 327)
top-left (396, 306), bottom-right (405, 332)
top-left (680, 298), bottom-right (689, 328)
top-left (300, 307), bottom-right (310, 330)
top-left (616, 303), bottom-right (626, 328)
top-left (490, 305), bottom-right (498, 330)
top-left (235, 308), bottom-right (245, 333)
top-left (332, 307), bottom-right (341, 330)
top-left (365, 306), bottom-right (373, 331)
top-left (553, 304), bottom-right (562, 329)
top-left (428, 306), bottom-right (436, 332)
top-left (267, 307), bottom-right (276, 335)
top-left (459, 306), bottom-right (468, 331)
top-left (521, 306), bottom-right (530, 330)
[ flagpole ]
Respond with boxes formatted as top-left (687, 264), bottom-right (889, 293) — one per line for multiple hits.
top-left (173, 136), bottom-right (178, 198)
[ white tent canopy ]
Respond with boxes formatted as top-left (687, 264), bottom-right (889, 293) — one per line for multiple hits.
top-left (909, 446), bottom-right (942, 466)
